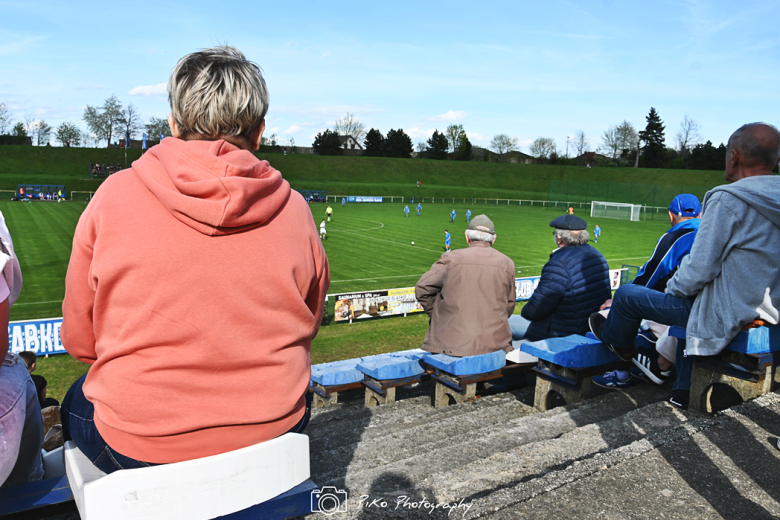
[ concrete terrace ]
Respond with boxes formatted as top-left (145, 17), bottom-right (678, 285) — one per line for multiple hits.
top-left (295, 381), bottom-right (780, 520)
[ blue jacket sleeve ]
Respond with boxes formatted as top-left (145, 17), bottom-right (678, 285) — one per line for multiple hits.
top-left (632, 224), bottom-right (697, 290)
top-left (521, 258), bottom-right (568, 321)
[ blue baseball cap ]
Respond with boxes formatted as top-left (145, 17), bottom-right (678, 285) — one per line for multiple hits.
top-left (669, 194), bottom-right (701, 217)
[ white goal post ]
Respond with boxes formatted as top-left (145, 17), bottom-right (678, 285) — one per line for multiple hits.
top-left (590, 201), bottom-right (645, 221)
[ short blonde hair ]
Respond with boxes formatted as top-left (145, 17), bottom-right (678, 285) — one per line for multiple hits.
top-left (168, 46), bottom-right (268, 139)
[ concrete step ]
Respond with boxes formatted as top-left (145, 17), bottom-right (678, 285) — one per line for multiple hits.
top-left (302, 378), bottom-right (669, 512)
top-left (298, 390), bottom-right (780, 520)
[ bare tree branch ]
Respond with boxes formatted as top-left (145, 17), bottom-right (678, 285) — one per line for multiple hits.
top-left (333, 113), bottom-right (367, 142)
top-left (675, 114), bottom-right (701, 159)
top-left (530, 137), bottom-right (556, 160)
top-left (489, 134), bottom-right (518, 159)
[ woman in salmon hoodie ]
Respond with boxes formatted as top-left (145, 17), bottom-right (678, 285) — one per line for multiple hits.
top-left (60, 46), bottom-right (330, 472)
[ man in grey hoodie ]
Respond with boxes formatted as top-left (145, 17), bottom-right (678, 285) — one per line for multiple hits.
top-left (590, 122), bottom-right (780, 408)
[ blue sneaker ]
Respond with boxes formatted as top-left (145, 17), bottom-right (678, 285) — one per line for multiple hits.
top-left (592, 370), bottom-right (634, 390)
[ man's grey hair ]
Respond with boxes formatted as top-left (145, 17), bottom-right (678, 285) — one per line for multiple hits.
top-left (168, 46), bottom-right (269, 139)
top-left (555, 229), bottom-right (589, 246)
top-left (729, 122), bottom-right (780, 169)
top-left (466, 229), bottom-right (495, 244)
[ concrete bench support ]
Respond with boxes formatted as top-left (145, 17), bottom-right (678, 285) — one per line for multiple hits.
top-left (363, 374), bottom-right (431, 407)
top-left (310, 381), bottom-right (363, 408)
top-left (521, 335), bottom-right (627, 412)
top-left (671, 325), bottom-right (780, 413)
top-left (431, 363), bottom-right (533, 409)
top-left (690, 362), bottom-right (778, 412)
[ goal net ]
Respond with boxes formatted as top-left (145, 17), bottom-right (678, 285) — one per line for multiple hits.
top-left (590, 201), bottom-right (645, 221)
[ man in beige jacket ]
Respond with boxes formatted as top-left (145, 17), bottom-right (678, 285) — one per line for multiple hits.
top-left (415, 215), bottom-right (516, 357)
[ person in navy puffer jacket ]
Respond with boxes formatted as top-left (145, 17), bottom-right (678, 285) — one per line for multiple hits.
top-left (509, 215), bottom-right (611, 342)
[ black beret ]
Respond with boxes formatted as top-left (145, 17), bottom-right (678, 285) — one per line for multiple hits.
top-left (549, 215), bottom-right (587, 230)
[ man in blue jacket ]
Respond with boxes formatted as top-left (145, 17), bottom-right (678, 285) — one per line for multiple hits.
top-left (508, 215), bottom-right (611, 342)
top-left (592, 194), bottom-right (701, 390)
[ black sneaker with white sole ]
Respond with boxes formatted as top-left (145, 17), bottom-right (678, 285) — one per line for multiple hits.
top-left (669, 389), bottom-right (689, 409)
top-left (632, 348), bottom-right (671, 385)
top-left (588, 312), bottom-right (635, 362)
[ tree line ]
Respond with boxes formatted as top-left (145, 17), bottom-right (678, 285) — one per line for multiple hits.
top-left (0, 96), bottom-right (171, 148)
top-left (0, 100), bottom-right (742, 171)
top-left (529, 108), bottom-right (729, 171)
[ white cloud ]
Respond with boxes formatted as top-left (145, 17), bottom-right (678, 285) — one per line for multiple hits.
top-left (429, 110), bottom-right (467, 122)
top-left (128, 83), bottom-right (167, 96)
top-left (283, 124), bottom-right (302, 134)
top-left (268, 127), bottom-right (281, 134)
top-left (406, 127), bottom-right (434, 139)
top-left (467, 131), bottom-right (484, 142)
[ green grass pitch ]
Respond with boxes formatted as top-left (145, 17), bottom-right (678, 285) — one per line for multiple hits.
top-left (2, 199), bottom-right (672, 401)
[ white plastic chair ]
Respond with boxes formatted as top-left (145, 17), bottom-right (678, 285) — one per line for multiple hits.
top-left (64, 433), bottom-right (310, 520)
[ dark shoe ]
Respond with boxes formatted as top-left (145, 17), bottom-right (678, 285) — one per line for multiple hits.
top-left (589, 312), bottom-right (634, 362)
top-left (632, 348), bottom-right (671, 385)
top-left (669, 389), bottom-right (689, 409)
top-left (592, 370), bottom-right (634, 390)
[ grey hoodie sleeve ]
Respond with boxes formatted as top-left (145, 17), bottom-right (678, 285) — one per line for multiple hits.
top-left (666, 191), bottom-right (741, 298)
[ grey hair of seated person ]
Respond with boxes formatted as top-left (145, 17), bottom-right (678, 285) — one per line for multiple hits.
top-left (466, 229), bottom-right (496, 244)
top-left (555, 229), bottom-right (589, 246)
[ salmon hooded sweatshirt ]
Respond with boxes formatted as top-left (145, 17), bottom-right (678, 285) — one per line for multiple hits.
top-left (62, 138), bottom-right (329, 463)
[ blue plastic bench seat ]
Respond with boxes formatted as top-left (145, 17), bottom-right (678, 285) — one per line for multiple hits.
top-left (356, 350), bottom-right (428, 380)
top-left (311, 349), bottom-right (428, 386)
top-left (425, 350), bottom-right (505, 376)
top-left (311, 358), bottom-right (364, 386)
top-left (521, 334), bottom-right (618, 368)
top-left (669, 325), bottom-right (780, 354)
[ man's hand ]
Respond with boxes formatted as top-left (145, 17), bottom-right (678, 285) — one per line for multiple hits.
top-left (599, 299), bottom-right (612, 311)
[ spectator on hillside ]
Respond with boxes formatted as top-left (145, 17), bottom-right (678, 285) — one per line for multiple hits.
top-left (18, 351), bottom-right (36, 373)
top-left (416, 215), bottom-right (516, 357)
top-left (60, 45), bottom-right (330, 474)
top-left (0, 210), bottom-right (43, 488)
top-left (590, 123), bottom-right (780, 408)
top-left (592, 194), bottom-right (701, 390)
top-left (508, 215), bottom-right (610, 342)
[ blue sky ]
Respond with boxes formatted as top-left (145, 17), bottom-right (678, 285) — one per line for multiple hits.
top-left (1, 0), bottom-right (778, 152)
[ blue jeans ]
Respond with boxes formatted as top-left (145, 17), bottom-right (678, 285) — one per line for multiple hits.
top-left (0, 354), bottom-right (44, 487)
top-left (61, 374), bottom-right (313, 474)
top-left (508, 315), bottom-right (532, 341)
top-left (602, 284), bottom-right (695, 392)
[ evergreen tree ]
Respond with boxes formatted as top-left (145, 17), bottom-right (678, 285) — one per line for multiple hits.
top-left (455, 135), bottom-right (472, 161)
top-left (426, 130), bottom-right (448, 160)
top-left (312, 129), bottom-right (344, 155)
top-left (384, 129), bottom-right (413, 158)
top-left (363, 128), bottom-right (384, 157)
top-left (639, 107), bottom-right (666, 168)
top-left (12, 122), bottom-right (26, 137)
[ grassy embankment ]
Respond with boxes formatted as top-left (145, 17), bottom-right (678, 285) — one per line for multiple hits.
top-left (0, 144), bottom-right (725, 199)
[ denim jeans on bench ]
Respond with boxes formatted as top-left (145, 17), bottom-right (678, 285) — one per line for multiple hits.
top-left (61, 374), bottom-right (313, 475)
top-left (601, 284), bottom-right (695, 392)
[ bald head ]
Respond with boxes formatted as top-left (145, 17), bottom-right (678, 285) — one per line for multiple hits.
top-left (725, 123), bottom-right (780, 182)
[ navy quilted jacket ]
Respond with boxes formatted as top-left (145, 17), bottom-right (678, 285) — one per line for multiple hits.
top-left (521, 243), bottom-right (611, 341)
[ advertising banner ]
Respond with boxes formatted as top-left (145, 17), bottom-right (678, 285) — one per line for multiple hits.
top-left (332, 269), bottom-right (624, 323)
top-left (347, 196), bottom-right (383, 203)
top-left (334, 288), bottom-right (423, 322)
top-left (6, 317), bottom-right (66, 355)
top-left (515, 269), bottom-right (623, 301)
